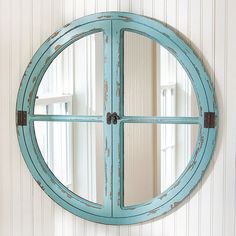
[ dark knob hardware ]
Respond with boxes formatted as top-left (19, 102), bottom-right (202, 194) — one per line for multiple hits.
top-left (106, 112), bottom-right (120, 125)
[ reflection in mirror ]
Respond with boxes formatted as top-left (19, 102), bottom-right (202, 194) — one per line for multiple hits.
top-left (124, 123), bottom-right (198, 206)
top-left (34, 121), bottom-right (104, 204)
top-left (124, 31), bottom-right (198, 117)
top-left (34, 33), bottom-right (105, 204)
top-left (35, 32), bottom-right (104, 116)
top-left (33, 30), bottom-right (200, 208)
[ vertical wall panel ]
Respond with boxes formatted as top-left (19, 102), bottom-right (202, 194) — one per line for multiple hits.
top-left (11, 0), bottom-right (23, 234)
top-left (20, 0), bottom-right (34, 235)
top-left (131, 0), bottom-right (141, 14)
top-left (130, 223), bottom-right (140, 236)
top-left (212, 0), bottom-right (226, 235)
top-left (119, 225), bottom-right (129, 236)
top-left (188, 187), bottom-right (200, 236)
top-left (119, 0), bottom-right (130, 12)
top-left (0, 0), bottom-right (235, 235)
top-left (97, 0), bottom-right (107, 12)
top-left (0, 0), bottom-right (11, 235)
top-left (224, 1), bottom-right (236, 235)
top-left (107, 0), bottom-right (118, 11)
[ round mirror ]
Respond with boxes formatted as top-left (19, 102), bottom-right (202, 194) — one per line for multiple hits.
top-left (16, 12), bottom-right (217, 225)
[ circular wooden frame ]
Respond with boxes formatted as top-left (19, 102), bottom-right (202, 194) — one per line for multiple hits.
top-left (16, 12), bottom-right (218, 225)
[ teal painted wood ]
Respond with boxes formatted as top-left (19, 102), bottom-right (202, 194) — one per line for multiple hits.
top-left (101, 20), bottom-right (113, 217)
top-left (120, 116), bottom-right (200, 124)
top-left (30, 115), bottom-right (103, 122)
top-left (111, 20), bottom-right (123, 217)
top-left (16, 12), bottom-right (218, 225)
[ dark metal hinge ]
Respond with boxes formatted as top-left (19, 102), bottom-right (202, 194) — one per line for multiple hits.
top-left (106, 112), bottom-right (112, 124)
top-left (204, 112), bottom-right (215, 128)
top-left (106, 112), bottom-right (120, 125)
top-left (17, 111), bottom-right (27, 126)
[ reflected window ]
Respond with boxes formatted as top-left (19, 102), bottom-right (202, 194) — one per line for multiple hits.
top-left (34, 32), bottom-right (104, 204)
top-left (123, 31), bottom-right (198, 206)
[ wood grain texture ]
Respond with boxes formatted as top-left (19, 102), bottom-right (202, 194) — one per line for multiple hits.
top-left (0, 0), bottom-right (235, 235)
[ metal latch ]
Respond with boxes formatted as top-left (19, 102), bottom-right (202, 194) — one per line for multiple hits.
top-left (17, 111), bottom-right (27, 126)
top-left (106, 112), bottom-right (120, 125)
top-left (204, 112), bottom-right (215, 128)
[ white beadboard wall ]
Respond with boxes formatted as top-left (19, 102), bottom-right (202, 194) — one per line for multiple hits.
top-left (0, 0), bottom-right (236, 235)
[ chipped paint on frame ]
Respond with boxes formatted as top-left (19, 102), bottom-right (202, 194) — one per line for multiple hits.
top-left (16, 12), bottom-right (218, 225)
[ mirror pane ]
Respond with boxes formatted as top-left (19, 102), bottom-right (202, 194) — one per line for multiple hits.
top-left (123, 123), bottom-right (198, 206)
top-left (124, 31), bottom-right (198, 117)
top-left (34, 121), bottom-right (104, 204)
top-left (35, 32), bottom-right (104, 116)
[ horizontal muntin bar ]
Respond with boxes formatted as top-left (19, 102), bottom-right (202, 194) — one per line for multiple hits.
top-left (29, 114), bottom-right (103, 123)
top-left (120, 116), bottom-right (201, 124)
top-left (29, 115), bottom-right (201, 125)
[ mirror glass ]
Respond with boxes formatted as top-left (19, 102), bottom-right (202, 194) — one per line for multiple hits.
top-left (124, 31), bottom-right (198, 117)
top-left (35, 32), bottom-right (104, 116)
top-left (34, 32), bottom-right (105, 204)
top-left (34, 31), bottom-right (199, 206)
top-left (123, 123), bottom-right (198, 206)
top-left (123, 31), bottom-right (199, 206)
top-left (34, 121), bottom-right (104, 204)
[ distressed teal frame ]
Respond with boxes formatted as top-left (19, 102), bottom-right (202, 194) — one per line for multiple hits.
top-left (16, 12), bottom-right (218, 225)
